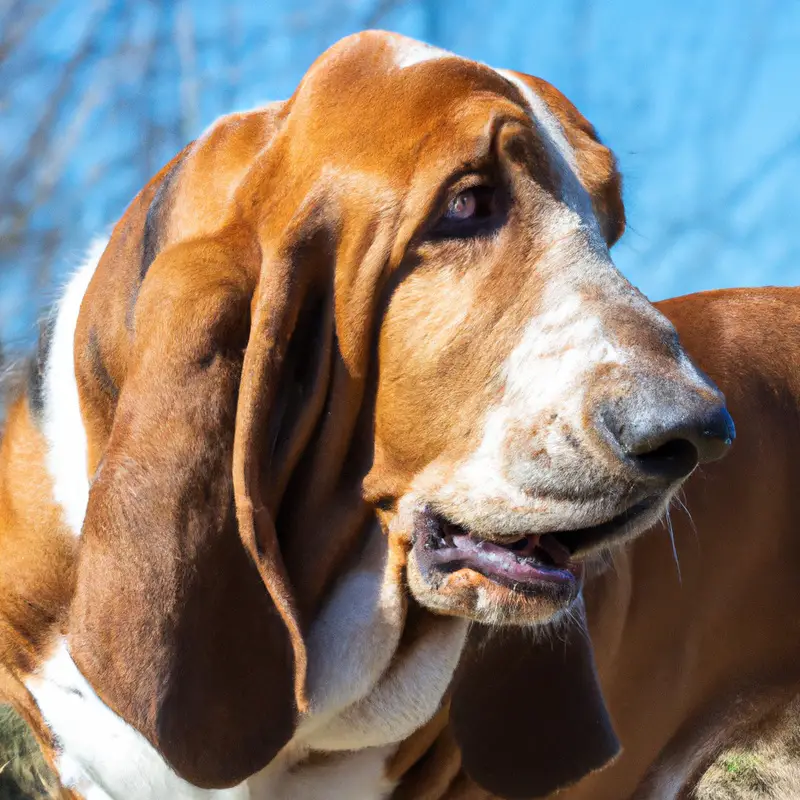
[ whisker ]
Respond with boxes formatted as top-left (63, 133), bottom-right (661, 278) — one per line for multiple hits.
top-left (665, 506), bottom-right (682, 585)
top-left (675, 490), bottom-right (698, 540)
top-left (557, 594), bottom-right (592, 652)
top-left (572, 607), bottom-right (592, 650)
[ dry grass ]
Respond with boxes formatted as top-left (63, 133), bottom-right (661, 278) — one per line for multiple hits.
top-left (695, 696), bottom-right (800, 800)
top-left (0, 696), bottom-right (798, 799)
top-left (0, 705), bottom-right (57, 800)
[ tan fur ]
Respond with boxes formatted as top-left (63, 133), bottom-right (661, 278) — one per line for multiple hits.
top-left (400, 288), bottom-right (800, 799)
top-left (0, 398), bottom-right (77, 796)
top-left (0, 31), bottom-right (751, 800)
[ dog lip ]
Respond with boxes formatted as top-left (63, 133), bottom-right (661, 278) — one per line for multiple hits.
top-left (412, 497), bottom-right (659, 592)
top-left (548, 496), bottom-right (661, 558)
top-left (414, 514), bottom-right (580, 591)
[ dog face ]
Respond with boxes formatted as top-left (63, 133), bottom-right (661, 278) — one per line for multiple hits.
top-left (334, 37), bottom-right (735, 626)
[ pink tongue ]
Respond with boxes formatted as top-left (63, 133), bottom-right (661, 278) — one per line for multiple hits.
top-left (447, 528), bottom-right (573, 569)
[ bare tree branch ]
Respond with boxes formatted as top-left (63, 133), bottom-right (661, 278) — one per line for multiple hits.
top-left (0, 0), bottom-right (49, 65)
top-left (1, 0), bottom-right (111, 192)
top-left (176, 0), bottom-right (198, 141)
top-left (362, 0), bottom-right (407, 29)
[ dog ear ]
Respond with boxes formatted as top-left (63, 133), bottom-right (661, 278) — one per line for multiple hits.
top-left (68, 113), bottom-right (336, 788)
top-left (507, 71), bottom-right (625, 248)
top-left (68, 235), bottom-right (287, 787)
top-left (450, 599), bottom-right (619, 799)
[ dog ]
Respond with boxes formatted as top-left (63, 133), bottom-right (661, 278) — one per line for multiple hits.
top-left (0, 31), bottom-right (733, 799)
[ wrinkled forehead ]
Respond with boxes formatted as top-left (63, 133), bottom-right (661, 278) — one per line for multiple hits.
top-left (289, 31), bottom-right (545, 178)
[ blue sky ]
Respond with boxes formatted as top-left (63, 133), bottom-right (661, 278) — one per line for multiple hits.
top-left (2, 0), bottom-right (799, 345)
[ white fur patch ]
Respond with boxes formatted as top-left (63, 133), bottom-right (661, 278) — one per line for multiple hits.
top-left (391, 37), bottom-right (453, 69)
top-left (429, 254), bottom-right (626, 532)
top-left (296, 525), bottom-right (468, 752)
top-left (26, 641), bottom-right (245, 800)
top-left (496, 69), bottom-right (602, 240)
top-left (26, 530), bottom-right (465, 799)
top-left (502, 289), bottom-right (623, 413)
top-left (26, 639), bottom-right (403, 800)
top-left (310, 612), bottom-right (466, 752)
top-left (247, 745), bottom-right (398, 800)
top-left (496, 71), bottom-right (580, 178)
top-left (42, 239), bottom-right (106, 537)
top-left (300, 531), bottom-right (405, 740)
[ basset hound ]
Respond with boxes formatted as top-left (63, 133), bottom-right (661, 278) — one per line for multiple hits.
top-left (0, 30), bottom-right (740, 799)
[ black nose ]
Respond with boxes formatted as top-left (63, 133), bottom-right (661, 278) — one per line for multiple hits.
top-left (603, 386), bottom-right (735, 482)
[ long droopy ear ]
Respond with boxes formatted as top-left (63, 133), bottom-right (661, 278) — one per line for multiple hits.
top-left (67, 234), bottom-right (285, 788)
top-left (450, 598), bottom-right (619, 799)
top-left (233, 221), bottom-right (335, 708)
top-left (68, 148), bottom-right (333, 787)
top-left (510, 71), bottom-right (626, 248)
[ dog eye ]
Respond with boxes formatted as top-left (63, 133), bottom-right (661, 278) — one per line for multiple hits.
top-left (433, 185), bottom-right (497, 237)
top-left (444, 187), bottom-right (494, 221)
top-left (446, 190), bottom-right (478, 220)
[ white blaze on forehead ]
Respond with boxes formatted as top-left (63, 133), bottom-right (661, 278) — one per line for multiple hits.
top-left (496, 70), bottom-right (580, 176)
top-left (383, 39), bottom-right (602, 237)
top-left (391, 37), bottom-right (453, 69)
top-left (495, 68), bottom-right (601, 237)
top-left (389, 40), bottom-right (606, 241)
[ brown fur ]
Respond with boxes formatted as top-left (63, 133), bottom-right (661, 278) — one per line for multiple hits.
top-left (394, 288), bottom-right (800, 799)
top-left (576, 289), bottom-right (800, 800)
top-left (0, 398), bottom-right (77, 796)
top-left (694, 694), bottom-right (800, 800)
top-left (1, 31), bottom-right (634, 795)
top-left (0, 31), bottom-right (767, 800)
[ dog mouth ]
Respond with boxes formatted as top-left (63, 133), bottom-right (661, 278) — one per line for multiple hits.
top-left (412, 498), bottom-right (657, 593)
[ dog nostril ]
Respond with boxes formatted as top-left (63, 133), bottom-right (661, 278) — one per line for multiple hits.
top-left (601, 381), bottom-right (735, 484)
top-left (633, 437), bottom-right (699, 480)
top-left (698, 406), bottom-right (736, 462)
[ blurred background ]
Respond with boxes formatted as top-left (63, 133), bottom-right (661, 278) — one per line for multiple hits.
top-left (1, 0), bottom-right (799, 349)
top-left (0, 2), bottom-right (799, 796)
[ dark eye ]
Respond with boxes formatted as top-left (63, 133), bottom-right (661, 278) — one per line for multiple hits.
top-left (446, 190), bottom-right (478, 220)
top-left (433, 185), bottom-right (497, 237)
